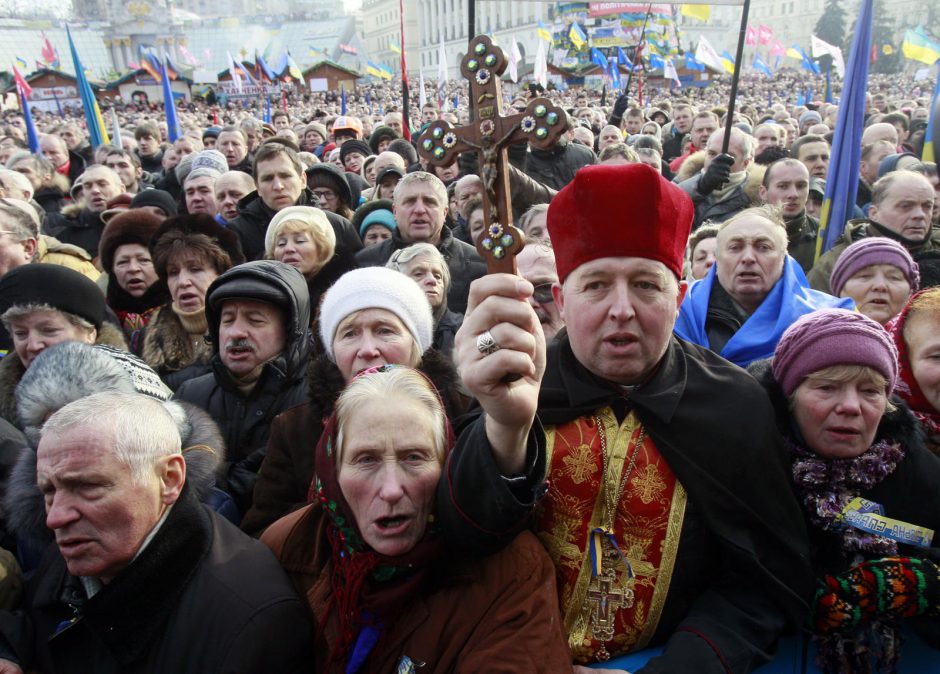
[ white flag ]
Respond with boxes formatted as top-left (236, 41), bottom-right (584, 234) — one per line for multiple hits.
top-left (663, 59), bottom-right (681, 86)
top-left (226, 51), bottom-right (243, 93)
top-left (110, 107), bottom-right (123, 148)
top-left (437, 38), bottom-right (447, 103)
top-left (419, 68), bottom-right (427, 108)
top-left (534, 40), bottom-right (548, 88)
top-left (508, 37), bottom-right (522, 83)
top-left (694, 36), bottom-right (725, 73)
top-left (811, 34), bottom-right (845, 78)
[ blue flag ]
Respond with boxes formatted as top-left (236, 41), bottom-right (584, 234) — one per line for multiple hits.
top-left (617, 47), bottom-right (631, 66)
top-left (796, 89), bottom-right (804, 105)
top-left (816, 0), bottom-right (873, 259)
top-left (806, 87), bottom-right (813, 103)
top-left (753, 54), bottom-right (772, 77)
top-left (591, 47), bottom-right (609, 70)
top-left (160, 57), bottom-right (180, 142)
top-left (796, 45), bottom-right (820, 74)
top-left (65, 25), bottom-right (108, 149)
top-left (649, 53), bottom-right (665, 70)
top-left (19, 90), bottom-right (40, 154)
top-left (609, 60), bottom-right (621, 87)
top-left (340, 83), bottom-right (347, 114)
top-left (685, 53), bottom-right (704, 72)
top-left (263, 95), bottom-right (271, 123)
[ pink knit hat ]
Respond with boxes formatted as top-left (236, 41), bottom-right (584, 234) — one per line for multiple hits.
top-left (772, 309), bottom-right (899, 396)
top-left (829, 237), bottom-right (919, 297)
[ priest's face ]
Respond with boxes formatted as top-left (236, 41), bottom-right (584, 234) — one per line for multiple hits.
top-left (555, 257), bottom-right (685, 385)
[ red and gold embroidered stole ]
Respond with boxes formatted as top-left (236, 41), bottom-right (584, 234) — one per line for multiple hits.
top-left (536, 408), bottom-right (687, 664)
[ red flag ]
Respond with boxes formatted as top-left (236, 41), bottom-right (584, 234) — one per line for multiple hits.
top-left (745, 26), bottom-right (758, 46)
top-left (41, 33), bottom-right (59, 67)
top-left (758, 25), bottom-right (774, 46)
top-left (12, 65), bottom-right (32, 98)
top-left (870, 44), bottom-right (878, 63)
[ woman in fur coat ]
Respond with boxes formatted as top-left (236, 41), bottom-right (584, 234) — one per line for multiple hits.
top-left (141, 214), bottom-right (245, 391)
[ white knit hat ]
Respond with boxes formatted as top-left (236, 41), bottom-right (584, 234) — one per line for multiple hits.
top-left (318, 267), bottom-right (433, 360)
top-left (265, 205), bottom-right (336, 259)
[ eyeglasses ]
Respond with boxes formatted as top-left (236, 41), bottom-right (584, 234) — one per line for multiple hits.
top-left (311, 189), bottom-right (336, 201)
top-left (532, 283), bottom-right (555, 304)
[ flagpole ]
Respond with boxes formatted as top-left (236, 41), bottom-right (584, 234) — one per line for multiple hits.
top-left (399, 0), bottom-right (412, 140)
top-left (721, 0), bottom-right (752, 154)
top-left (622, 4), bottom-right (653, 99)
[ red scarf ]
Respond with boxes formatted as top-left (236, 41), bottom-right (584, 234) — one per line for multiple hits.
top-left (886, 292), bottom-right (940, 438)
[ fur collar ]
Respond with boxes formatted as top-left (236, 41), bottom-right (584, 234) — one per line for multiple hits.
top-left (141, 305), bottom-right (212, 375)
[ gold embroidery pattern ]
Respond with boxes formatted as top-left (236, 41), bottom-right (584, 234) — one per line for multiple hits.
top-left (630, 462), bottom-right (668, 505)
top-left (562, 443), bottom-right (596, 485)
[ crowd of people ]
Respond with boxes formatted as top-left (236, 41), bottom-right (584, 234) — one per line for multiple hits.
top-left (0, 60), bottom-right (934, 673)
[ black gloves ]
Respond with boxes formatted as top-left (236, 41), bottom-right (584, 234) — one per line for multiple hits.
top-left (698, 153), bottom-right (735, 196)
top-left (612, 93), bottom-right (630, 118)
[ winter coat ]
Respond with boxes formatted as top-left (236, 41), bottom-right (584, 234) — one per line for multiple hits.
top-left (0, 323), bottom-right (127, 429)
top-left (748, 358), bottom-right (940, 575)
top-left (0, 486), bottom-right (313, 674)
top-left (33, 181), bottom-right (68, 215)
top-left (523, 140), bottom-right (595, 191)
top-left (808, 218), bottom-right (940, 294)
top-left (41, 205), bottom-right (107, 259)
top-left (355, 227), bottom-right (485, 315)
top-left (36, 236), bottom-right (100, 281)
top-left (784, 212), bottom-right (820, 273)
top-left (261, 504), bottom-right (571, 673)
top-left (241, 349), bottom-right (465, 537)
top-left (433, 308), bottom-right (463, 360)
top-left (227, 189), bottom-right (362, 263)
top-left (140, 305), bottom-right (214, 391)
top-left (174, 261), bottom-right (314, 516)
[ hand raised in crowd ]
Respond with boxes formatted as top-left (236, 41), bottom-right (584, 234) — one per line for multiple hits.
top-left (697, 152), bottom-right (735, 196)
top-left (455, 274), bottom-right (546, 475)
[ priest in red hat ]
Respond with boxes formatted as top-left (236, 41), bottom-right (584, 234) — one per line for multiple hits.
top-left (439, 163), bottom-right (813, 672)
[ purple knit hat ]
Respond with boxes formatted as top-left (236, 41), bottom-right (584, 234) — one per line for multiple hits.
top-left (772, 309), bottom-right (899, 396)
top-left (829, 237), bottom-right (919, 297)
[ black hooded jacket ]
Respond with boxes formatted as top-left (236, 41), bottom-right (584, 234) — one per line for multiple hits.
top-left (174, 261), bottom-right (314, 516)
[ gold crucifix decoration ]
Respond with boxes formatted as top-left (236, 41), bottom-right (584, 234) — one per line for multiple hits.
top-left (417, 35), bottom-right (567, 274)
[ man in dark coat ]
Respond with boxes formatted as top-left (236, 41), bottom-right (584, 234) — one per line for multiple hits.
top-left (356, 171), bottom-right (484, 314)
top-left (759, 158), bottom-right (818, 272)
top-left (226, 143), bottom-right (361, 264)
top-left (678, 127), bottom-right (754, 229)
top-left (175, 260), bottom-right (313, 516)
top-left (440, 164), bottom-right (813, 672)
top-left (0, 391), bottom-right (311, 673)
top-left (523, 117), bottom-right (595, 191)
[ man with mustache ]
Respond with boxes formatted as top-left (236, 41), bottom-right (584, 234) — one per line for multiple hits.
top-left (175, 260), bottom-right (312, 516)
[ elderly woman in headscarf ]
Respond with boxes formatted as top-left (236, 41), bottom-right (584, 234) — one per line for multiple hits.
top-left (141, 214), bottom-right (245, 390)
top-left (261, 365), bottom-right (570, 673)
top-left (386, 243), bottom-right (463, 359)
top-left (749, 309), bottom-right (940, 674)
top-left (264, 205), bottom-right (357, 332)
top-left (888, 287), bottom-right (940, 455)
top-left (241, 267), bottom-right (464, 537)
top-left (97, 209), bottom-right (169, 352)
top-left (830, 238), bottom-right (919, 326)
top-left (0, 265), bottom-right (126, 428)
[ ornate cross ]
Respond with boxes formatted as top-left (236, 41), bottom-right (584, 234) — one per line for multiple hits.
top-left (417, 35), bottom-right (567, 274)
top-left (587, 572), bottom-right (631, 643)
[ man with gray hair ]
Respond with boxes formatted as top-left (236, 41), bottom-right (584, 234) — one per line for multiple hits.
top-left (0, 391), bottom-right (312, 673)
top-left (356, 171), bottom-right (485, 313)
top-left (679, 127), bottom-right (756, 229)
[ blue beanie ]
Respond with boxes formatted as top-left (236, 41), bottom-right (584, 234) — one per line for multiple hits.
top-left (359, 209), bottom-right (397, 238)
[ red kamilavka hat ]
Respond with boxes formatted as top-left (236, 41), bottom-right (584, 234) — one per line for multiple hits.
top-left (547, 163), bottom-right (694, 282)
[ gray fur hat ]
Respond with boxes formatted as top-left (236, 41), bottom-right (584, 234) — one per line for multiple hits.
top-left (6, 342), bottom-right (226, 544)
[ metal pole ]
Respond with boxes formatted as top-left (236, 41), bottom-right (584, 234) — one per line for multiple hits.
top-left (722, 0), bottom-right (752, 153)
top-left (468, 0), bottom-right (476, 121)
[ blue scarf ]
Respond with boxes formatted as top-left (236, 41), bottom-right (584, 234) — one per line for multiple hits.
top-left (674, 256), bottom-right (854, 367)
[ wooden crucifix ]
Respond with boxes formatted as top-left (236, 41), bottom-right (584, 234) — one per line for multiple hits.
top-left (417, 35), bottom-right (567, 274)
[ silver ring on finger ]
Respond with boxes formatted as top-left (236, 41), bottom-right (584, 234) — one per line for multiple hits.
top-left (476, 330), bottom-right (501, 356)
